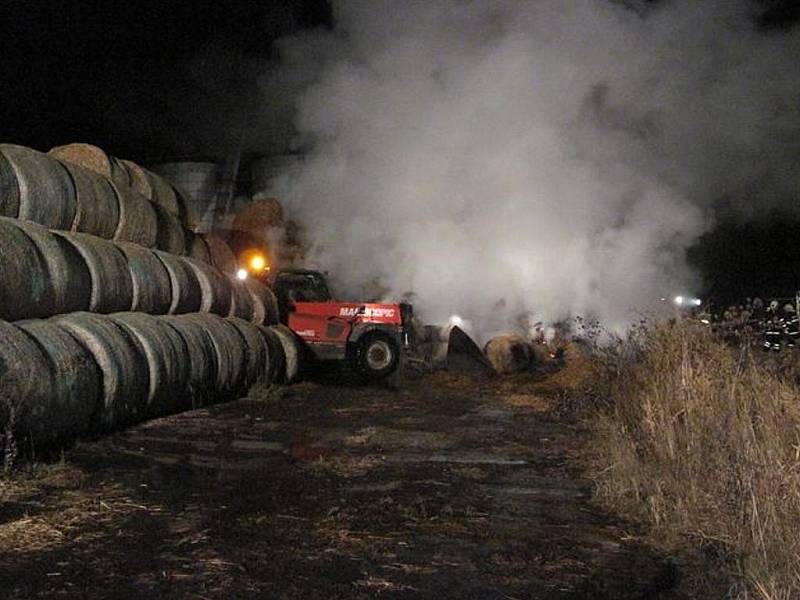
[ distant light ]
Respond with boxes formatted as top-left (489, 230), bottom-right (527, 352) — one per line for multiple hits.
top-left (700, 319), bottom-right (710, 324)
top-left (448, 315), bottom-right (464, 328)
top-left (674, 296), bottom-right (684, 306)
top-left (692, 298), bottom-right (702, 307)
top-left (249, 255), bottom-right (266, 271)
top-left (236, 268), bottom-right (248, 281)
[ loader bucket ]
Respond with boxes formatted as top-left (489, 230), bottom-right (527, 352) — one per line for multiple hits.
top-left (422, 325), bottom-right (492, 373)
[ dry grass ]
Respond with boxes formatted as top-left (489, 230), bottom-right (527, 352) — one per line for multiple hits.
top-left (581, 319), bottom-right (800, 599)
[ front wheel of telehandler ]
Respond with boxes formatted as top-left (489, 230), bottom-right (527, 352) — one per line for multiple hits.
top-left (349, 332), bottom-right (400, 380)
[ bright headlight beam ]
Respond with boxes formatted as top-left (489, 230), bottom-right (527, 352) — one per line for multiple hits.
top-left (236, 268), bottom-right (248, 281)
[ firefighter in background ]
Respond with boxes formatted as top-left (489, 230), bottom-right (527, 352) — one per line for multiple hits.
top-left (784, 303), bottom-right (799, 348)
top-left (764, 300), bottom-right (784, 352)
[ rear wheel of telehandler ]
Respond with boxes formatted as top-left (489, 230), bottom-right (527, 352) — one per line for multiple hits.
top-left (350, 332), bottom-right (400, 380)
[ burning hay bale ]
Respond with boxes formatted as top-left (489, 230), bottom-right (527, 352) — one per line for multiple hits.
top-left (0, 144), bottom-right (76, 229)
top-left (116, 242), bottom-right (173, 315)
top-left (232, 198), bottom-right (284, 236)
top-left (484, 334), bottom-right (535, 374)
top-left (109, 313), bottom-right (191, 418)
top-left (53, 313), bottom-right (149, 431)
top-left (56, 231), bottom-right (134, 314)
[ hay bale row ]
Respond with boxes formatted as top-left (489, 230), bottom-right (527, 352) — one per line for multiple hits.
top-left (0, 312), bottom-right (290, 447)
top-left (0, 143), bottom-right (236, 263)
top-left (0, 217), bottom-right (277, 325)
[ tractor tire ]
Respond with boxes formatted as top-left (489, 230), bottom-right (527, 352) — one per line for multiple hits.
top-left (350, 332), bottom-right (400, 380)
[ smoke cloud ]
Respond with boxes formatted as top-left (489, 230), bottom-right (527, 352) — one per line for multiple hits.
top-left (267, 0), bottom-right (800, 338)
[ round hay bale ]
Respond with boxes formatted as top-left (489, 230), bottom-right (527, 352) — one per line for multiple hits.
top-left (15, 220), bottom-right (91, 315)
top-left (15, 319), bottom-right (102, 443)
top-left (0, 217), bottom-right (53, 320)
top-left (109, 313), bottom-right (191, 418)
top-left (246, 279), bottom-right (280, 325)
top-left (484, 334), bottom-right (534, 374)
top-left (48, 143), bottom-right (113, 178)
top-left (183, 257), bottom-right (232, 316)
top-left (53, 313), bottom-right (149, 431)
top-left (256, 324), bottom-right (286, 385)
top-left (231, 198), bottom-right (284, 236)
top-left (186, 231), bottom-right (212, 263)
top-left (161, 316), bottom-right (218, 406)
top-left (112, 182), bottom-right (158, 248)
top-left (201, 233), bottom-right (237, 275)
top-left (227, 317), bottom-right (271, 388)
top-left (57, 231), bottom-right (134, 313)
top-left (173, 314), bottom-right (246, 396)
top-left (143, 168), bottom-right (180, 217)
top-left (0, 144), bottom-right (76, 229)
top-left (0, 151), bottom-right (20, 218)
top-left (116, 242), bottom-right (172, 314)
top-left (0, 320), bottom-right (95, 446)
top-left (153, 203), bottom-right (186, 255)
top-left (153, 251), bottom-right (202, 314)
top-left (119, 159), bottom-right (154, 200)
top-left (229, 277), bottom-right (256, 322)
top-left (109, 156), bottom-right (131, 188)
top-left (170, 183), bottom-right (196, 229)
top-left (60, 161), bottom-right (120, 239)
top-left (269, 324), bottom-right (301, 383)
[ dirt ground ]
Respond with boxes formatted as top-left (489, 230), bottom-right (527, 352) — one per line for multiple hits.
top-left (1, 368), bottom-right (688, 599)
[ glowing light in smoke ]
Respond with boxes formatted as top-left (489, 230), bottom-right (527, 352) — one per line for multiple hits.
top-left (236, 268), bottom-right (248, 281)
top-left (448, 315), bottom-right (464, 328)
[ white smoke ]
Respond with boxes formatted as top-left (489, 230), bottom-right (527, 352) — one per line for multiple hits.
top-left (266, 0), bottom-right (800, 338)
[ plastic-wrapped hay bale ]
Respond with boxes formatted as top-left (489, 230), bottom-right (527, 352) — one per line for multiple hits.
top-left (60, 161), bottom-right (120, 239)
top-left (269, 324), bottom-right (301, 383)
top-left (186, 231), bottom-right (212, 263)
top-left (53, 313), bottom-right (148, 431)
top-left (143, 168), bottom-right (180, 218)
top-left (111, 182), bottom-right (158, 248)
top-left (228, 277), bottom-right (256, 322)
top-left (0, 217), bottom-right (53, 320)
top-left (15, 220), bottom-right (91, 315)
top-left (0, 151), bottom-right (20, 217)
top-left (201, 233), bottom-right (237, 275)
top-left (14, 319), bottom-right (102, 443)
top-left (173, 314), bottom-right (247, 397)
top-left (110, 313), bottom-right (191, 418)
top-left (0, 144), bottom-right (76, 230)
top-left (227, 317), bottom-right (271, 387)
top-left (116, 242), bottom-right (172, 314)
top-left (153, 251), bottom-right (202, 314)
top-left (153, 203), bottom-right (186, 255)
top-left (484, 334), bottom-right (534, 374)
top-left (161, 316), bottom-right (218, 406)
top-left (48, 143), bottom-right (114, 178)
top-left (56, 231), bottom-right (134, 313)
top-left (246, 278), bottom-right (280, 326)
top-left (256, 324), bottom-right (286, 384)
top-left (119, 159), bottom-right (153, 199)
top-left (183, 257), bottom-right (232, 316)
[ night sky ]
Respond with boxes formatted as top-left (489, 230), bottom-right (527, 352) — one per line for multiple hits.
top-left (1, 0), bottom-right (798, 303)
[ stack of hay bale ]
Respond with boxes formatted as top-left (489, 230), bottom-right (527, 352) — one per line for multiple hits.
top-left (0, 142), bottom-right (301, 448)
